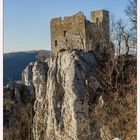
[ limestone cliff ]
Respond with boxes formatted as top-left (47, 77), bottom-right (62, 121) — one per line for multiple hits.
top-left (31, 49), bottom-right (136, 140)
top-left (22, 62), bottom-right (34, 87)
top-left (4, 45), bottom-right (136, 140)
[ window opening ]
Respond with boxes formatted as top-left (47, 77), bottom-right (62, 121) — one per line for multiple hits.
top-left (64, 31), bottom-right (67, 37)
top-left (96, 18), bottom-right (99, 23)
top-left (55, 40), bottom-right (57, 46)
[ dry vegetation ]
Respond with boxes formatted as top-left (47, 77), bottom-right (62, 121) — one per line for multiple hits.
top-left (93, 55), bottom-right (136, 140)
top-left (3, 83), bottom-right (35, 140)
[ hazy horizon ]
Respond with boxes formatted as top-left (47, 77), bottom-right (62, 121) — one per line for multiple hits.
top-left (4, 48), bottom-right (51, 54)
top-left (4, 0), bottom-right (129, 53)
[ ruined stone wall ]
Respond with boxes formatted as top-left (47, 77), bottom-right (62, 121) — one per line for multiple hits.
top-left (85, 22), bottom-right (98, 51)
top-left (51, 10), bottom-right (110, 54)
top-left (51, 12), bottom-right (86, 54)
top-left (91, 10), bottom-right (109, 41)
top-left (85, 10), bottom-right (110, 50)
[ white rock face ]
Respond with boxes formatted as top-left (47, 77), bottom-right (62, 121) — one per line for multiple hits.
top-left (11, 49), bottom-right (137, 140)
top-left (31, 50), bottom-right (114, 140)
top-left (22, 62), bottom-right (34, 86)
top-left (32, 61), bottom-right (48, 101)
top-left (112, 138), bottom-right (122, 140)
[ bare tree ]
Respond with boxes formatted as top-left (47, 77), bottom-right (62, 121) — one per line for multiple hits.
top-left (125, 0), bottom-right (137, 48)
top-left (121, 27), bottom-right (131, 54)
top-left (111, 19), bottom-right (123, 55)
top-left (111, 18), bottom-right (132, 55)
top-left (110, 0), bottom-right (137, 55)
top-left (125, 0), bottom-right (137, 32)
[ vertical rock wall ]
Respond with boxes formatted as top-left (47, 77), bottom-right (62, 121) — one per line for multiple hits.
top-left (32, 49), bottom-right (114, 140)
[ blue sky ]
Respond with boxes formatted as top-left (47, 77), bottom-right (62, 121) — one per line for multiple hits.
top-left (4, 0), bottom-right (129, 53)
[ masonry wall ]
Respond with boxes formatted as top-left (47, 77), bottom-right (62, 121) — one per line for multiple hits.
top-left (51, 13), bottom-right (86, 53)
top-left (85, 22), bottom-right (98, 51)
top-left (91, 10), bottom-right (109, 42)
top-left (51, 10), bottom-right (110, 54)
top-left (85, 10), bottom-right (109, 51)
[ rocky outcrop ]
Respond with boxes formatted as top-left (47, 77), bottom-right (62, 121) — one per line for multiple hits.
top-left (32, 61), bottom-right (49, 140)
top-left (22, 62), bottom-right (34, 86)
top-left (4, 45), bottom-right (136, 140)
top-left (32, 45), bottom-right (116, 140)
top-left (31, 48), bottom-right (136, 140)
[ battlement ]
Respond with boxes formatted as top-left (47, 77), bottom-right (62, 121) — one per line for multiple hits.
top-left (50, 10), bottom-right (110, 53)
top-left (91, 10), bottom-right (109, 23)
top-left (51, 12), bottom-right (86, 24)
top-left (51, 17), bottom-right (62, 23)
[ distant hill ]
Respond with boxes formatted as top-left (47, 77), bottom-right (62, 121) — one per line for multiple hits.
top-left (4, 50), bottom-right (50, 85)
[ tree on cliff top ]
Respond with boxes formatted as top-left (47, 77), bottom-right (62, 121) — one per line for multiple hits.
top-left (125, 0), bottom-right (137, 49)
top-left (111, 0), bottom-right (137, 55)
top-left (125, 0), bottom-right (137, 33)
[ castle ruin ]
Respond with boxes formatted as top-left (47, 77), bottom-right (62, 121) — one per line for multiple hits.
top-left (51, 10), bottom-right (109, 53)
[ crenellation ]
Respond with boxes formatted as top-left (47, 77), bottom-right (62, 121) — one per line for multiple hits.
top-left (64, 16), bottom-right (73, 21)
top-left (51, 10), bottom-right (110, 54)
top-left (51, 17), bottom-right (62, 24)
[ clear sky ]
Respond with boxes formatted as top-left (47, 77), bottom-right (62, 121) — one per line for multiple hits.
top-left (4, 0), bottom-right (129, 53)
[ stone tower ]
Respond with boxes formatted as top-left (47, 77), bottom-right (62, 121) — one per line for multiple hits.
top-left (51, 10), bottom-right (109, 54)
top-left (91, 10), bottom-right (109, 41)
